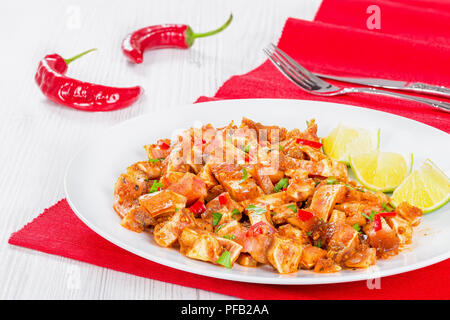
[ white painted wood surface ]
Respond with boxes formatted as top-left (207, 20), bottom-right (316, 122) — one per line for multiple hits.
top-left (0, 0), bottom-right (322, 299)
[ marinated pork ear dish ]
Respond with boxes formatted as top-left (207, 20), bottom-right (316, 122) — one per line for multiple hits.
top-left (113, 118), bottom-right (422, 274)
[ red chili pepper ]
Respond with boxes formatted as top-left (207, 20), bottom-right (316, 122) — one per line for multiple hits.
top-left (158, 141), bottom-right (170, 150)
top-left (244, 153), bottom-right (250, 163)
top-left (373, 214), bottom-right (382, 231)
top-left (189, 201), bottom-right (206, 215)
top-left (246, 221), bottom-right (276, 237)
top-left (296, 138), bottom-right (323, 149)
top-left (218, 194), bottom-right (227, 206)
top-left (35, 49), bottom-right (142, 112)
top-left (282, 187), bottom-right (287, 191)
top-left (122, 14), bottom-right (233, 64)
top-left (298, 209), bottom-right (314, 221)
top-left (379, 212), bottom-right (396, 217)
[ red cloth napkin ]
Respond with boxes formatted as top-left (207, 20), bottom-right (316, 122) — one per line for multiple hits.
top-left (9, 0), bottom-right (450, 299)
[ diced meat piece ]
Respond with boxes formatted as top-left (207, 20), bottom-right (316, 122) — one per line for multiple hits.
top-left (277, 224), bottom-right (310, 245)
top-left (363, 217), bottom-right (399, 259)
top-left (329, 209), bottom-right (346, 224)
top-left (362, 191), bottom-right (391, 205)
top-left (387, 216), bottom-right (413, 245)
top-left (251, 164), bottom-right (275, 194)
top-left (314, 257), bottom-right (342, 273)
top-left (344, 247), bottom-right (377, 268)
top-left (236, 253), bottom-right (258, 267)
top-left (310, 184), bottom-right (347, 221)
top-left (164, 144), bottom-right (191, 173)
top-left (211, 163), bottom-right (262, 201)
top-left (164, 172), bottom-right (207, 205)
top-left (203, 192), bottom-right (243, 220)
top-left (241, 117), bottom-right (287, 143)
top-left (179, 228), bottom-right (222, 263)
top-left (113, 173), bottom-right (148, 217)
top-left (283, 138), bottom-right (326, 162)
top-left (300, 245), bottom-right (327, 269)
top-left (270, 203), bottom-right (298, 225)
top-left (269, 170), bottom-right (285, 184)
top-left (144, 139), bottom-right (171, 159)
top-left (242, 234), bottom-right (273, 264)
top-left (127, 161), bottom-right (162, 182)
top-left (244, 192), bottom-right (287, 212)
top-left (395, 202), bottom-right (422, 227)
top-left (336, 202), bottom-right (383, 219)
top-left (286, 119), bottom-right (320, 142)
top-left (153, 209), bottom-right (196, 247)
top-left (246, 205), bottom-right (272, 227)
top-left (286, 213), bottom-right (321, 233)
top-left (139, 190), bottom-right (187, 218)
top-left (215, 220), bottom-right (247, 241)
top-left (205, 185), bottom-right (224, 202)
top-left (217, 237), bottom-right (243, 265)
top-left (327, 222), bottom-right (360, 262)
top-left (121, 205), bottom-right (156, 233)
top-left (197, 163), bottom-right (218, 189)
top-left (267, 235), bottom-right (304, 274)
top-left (345, 212), bottom-right (367, 227)
top-left (285, 170), bottom-right (315, 202)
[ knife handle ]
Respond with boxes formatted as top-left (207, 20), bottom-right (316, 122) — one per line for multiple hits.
top-left (406, 82), bottom-right (450, 98)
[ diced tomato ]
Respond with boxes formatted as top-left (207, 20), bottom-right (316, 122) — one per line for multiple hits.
top-left (218, 194), bottom-right (227, 206)
top-left (158, 141), bottom-right (170, 150)
top-left (189, 200), bottom-right (206, 215)
top-left (296, 138), bottom-right (323, 149)
top-left (374, 214), bottom-right (382, 231)
top-left (298, 209), bottom-right (314, 221)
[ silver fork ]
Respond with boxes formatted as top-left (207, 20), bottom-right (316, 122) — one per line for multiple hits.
top-left (263, 43), bottom-right (450, 113)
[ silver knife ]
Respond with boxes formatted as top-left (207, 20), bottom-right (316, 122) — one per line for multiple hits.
top-left (314, 73), bottom-right (450, 99)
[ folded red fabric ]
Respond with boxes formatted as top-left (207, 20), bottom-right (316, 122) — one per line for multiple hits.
top-left (9, 0), bottom-right (450, 299)
top-left (9, 199), bottom-right (450, 299)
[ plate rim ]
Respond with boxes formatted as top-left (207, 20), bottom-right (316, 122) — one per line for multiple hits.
top-left (64, 98), bottom-right (450, 285)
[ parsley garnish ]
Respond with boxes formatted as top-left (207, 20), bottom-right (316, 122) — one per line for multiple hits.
top-left (149, 181), bottom-right (163, 193)
top-left (381, 202), bottom-right (390, 212)
top-left (307, 231), bottom-right (312, 236)
top-left (287, 204), bottom-right (298, 213)
top-left (223, 235), bottom-right (236, 240)
top-left (240, 167), bottom-right (248, 183)
top-left (216, 250), bottom-right (232, 269)
top-left (232, 209), bottom-right (240, 217)
top-left (279, 144), bottom-right (283, 152)
top-left (273, 178), bottom-right (289, 192)
top-left (316, 240), bottom-right (322, 248)
top-left (345, 184), bottom-right (365, 192)
top-left (352, 223), bottom-right (361, 232)
top-left (148, 158), bottom-right (164, 163)
top-left (212, 212), bottom-right (223, 226)
top-left (216, 224), bottom-right (225, 232)
top-left (246, 205), bottom-right (266, 214)
top-left (243, 145), bottom-right (250, 153)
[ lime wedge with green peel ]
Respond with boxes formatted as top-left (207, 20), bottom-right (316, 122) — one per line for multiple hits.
top-left (350, 151), bottom-right (412, 192)
top-left (391, 159), bottom-right (450, 213)
top-left (322, 125), bottom-right (380, 165)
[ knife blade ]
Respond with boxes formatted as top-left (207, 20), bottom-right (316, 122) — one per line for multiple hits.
top-left (314, 73), bottom-right (450, 99)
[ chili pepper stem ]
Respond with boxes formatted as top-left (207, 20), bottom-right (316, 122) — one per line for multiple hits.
top-left (192, 14), bottom-right (233, 39)
top-left (64, 48), bottom-right (97, 65)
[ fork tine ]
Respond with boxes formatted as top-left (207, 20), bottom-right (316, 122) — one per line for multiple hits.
top-left (263, 48), bottom-right (313, 91)
top-left (269, 43), bottom-right (329, 87)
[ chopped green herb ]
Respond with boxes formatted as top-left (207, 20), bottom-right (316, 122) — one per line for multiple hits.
top-left (316, 239), bottom-right (322, 248)
top-left (240, 167), bottom-right (248, 183)
top-left (216, 250), bottom-right (232, 269)
top-left (223, 234), bottom-right (236, 240)
top-left (362, 211), bottom-right (376, 221)
top-left (315, 181), bottom-right (321, 187)
top-left (306, 120), bottom-right (310, 127)
top-left (212, 212), bottom-right (223, 226)
top-left (273, 178), bottom-right (289, 192)
top-left (307, 231), bottom-right (312, 236)
top-left (216, 223), bottom-right (225, 232)
top-left (246, 205), bottom-right (267, 214)
top-left (279, 144), bottom-right (284, 152)
top-left (149, 181), bottom-right (163, 193)
top-left (381, 202), bottom-right (390, 212)
top-left (232, 209), bottom-right (240, 217)
top-left (287, 204), bottom-right (298, 213)
top-left (320, 218), bottom-right (326, 223)
top-left (148, 158), bottom-right (164, 163)
top-left (352, 223), bottom-right (361, 232)
top-left (345, 184), bottom-right (366, 193)
top-left (326, 177), bottom-right (339, 185)
top-left (243, 145), bottom-right (250, 153)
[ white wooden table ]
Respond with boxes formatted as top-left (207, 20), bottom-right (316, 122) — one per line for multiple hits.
top-left (0, 0), bottom-right (322, 299)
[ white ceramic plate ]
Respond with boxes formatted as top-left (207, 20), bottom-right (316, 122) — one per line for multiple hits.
top-left (65, 99), bottom-right (450, 285)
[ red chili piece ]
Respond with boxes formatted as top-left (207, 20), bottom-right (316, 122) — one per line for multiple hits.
top-left (189, 201), bottom-right (206, 215)
top-left (35, 49), bottom-right (142, 112)
top-left (158, 141), bottom-right (170, 150)
top-left (373, 214), bottom-right (382, 231)
top-left (379, 212), bottom-right (396, 217)
top-left (218, 195), bottom-right (227, 206)
top-left (246, 222), bottom-right (276, 237)
top-left (122, 14), bottom-right (233, 64)
top-left (296, 138), bottom-right (323, 149)
top-left (298, 209), bottom-right (314, 221)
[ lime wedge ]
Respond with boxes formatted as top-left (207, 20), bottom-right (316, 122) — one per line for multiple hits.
top-left (322, 125), bottom-right (379, 165)
top-left (350, 151), bottom-right (412, 192)
top-left (391, 159), bottom-right (450, 213)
